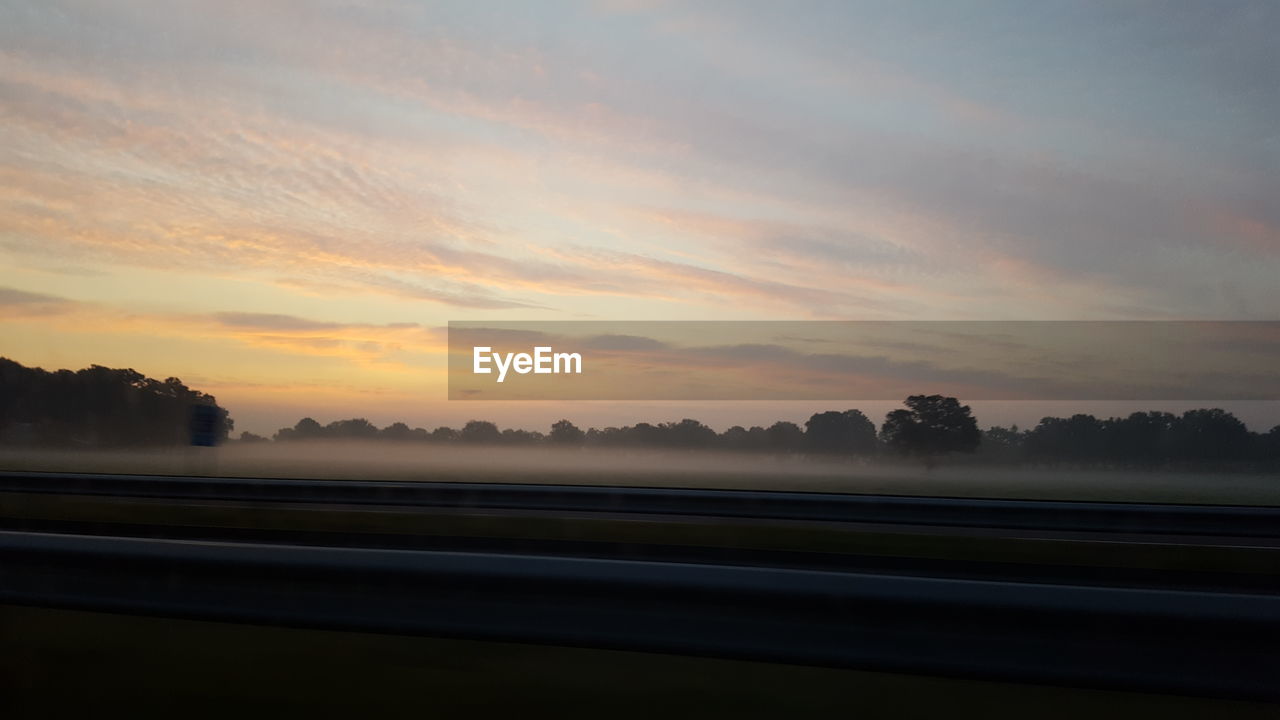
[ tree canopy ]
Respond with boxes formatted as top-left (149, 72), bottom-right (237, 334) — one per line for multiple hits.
top-left (0, 357), bottom-right (232, 446)
top-left (880, 395), bottom-right (981, 460)
top-left (805, 409), bottom-right (877, 455)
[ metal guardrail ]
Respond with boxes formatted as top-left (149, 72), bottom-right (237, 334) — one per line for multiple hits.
top-left (1, 529), bottom-right (1277, 700)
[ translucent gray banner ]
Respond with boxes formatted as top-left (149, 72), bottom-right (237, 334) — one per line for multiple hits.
top-left (448, 321), bottom-right (1280, 401)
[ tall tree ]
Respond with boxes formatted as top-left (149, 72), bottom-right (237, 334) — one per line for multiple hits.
top-left (981, 425), bottom-right (1026, 463)
top-left (431, 426), bottom-right (460, 443)
top-left (804, 409), bottom-right (877, 455)
top-left (1025, 414), bottom-right (1106, 465)
top-left (325, 418), bottom-right (380, 440)
top-left (1171, 408), bottom-right (1251, 463)
top-left (275, 417), bottom-right (325, 441)
top-left (380, 422), bottom-right (429, 442)
top-left (660, 418), bottom-right (718, 449)
top-left (549, 419), bottom-right (586, 446)
top-left (880, 395), bottom-right (980, 464)
top-left (766, 421), bottom-right (805, 453)
top-left (460, 420), bottom-right (502, 444)
top-left (0, 357), bottom-right (231, 447)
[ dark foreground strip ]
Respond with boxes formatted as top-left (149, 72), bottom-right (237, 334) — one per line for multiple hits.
top-left (5, 514), bottom-right (1280, 594)
top-left (3, 471), bottom-right (1279, 538)
top-left (0, 530), bottom-right (1276, 701)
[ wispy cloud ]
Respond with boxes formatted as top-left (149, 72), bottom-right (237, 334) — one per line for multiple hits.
top-left (0, 286), bottom-right (78, 317)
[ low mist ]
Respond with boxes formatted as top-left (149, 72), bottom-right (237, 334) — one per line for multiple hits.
top-left (3, 441), bottom-right (1278, 505)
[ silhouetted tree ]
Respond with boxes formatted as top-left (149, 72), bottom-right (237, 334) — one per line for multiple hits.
top-left (1261, 426), bottom-right (1280, 464)
top-left (0, 357), bottom-right (231, 447)
top-left (805, 409), bottom-right (877, 455)
top-left (1025, 414), bottom-right (1106, 465)
top-left (981, 425), bottom-right (1026, 463)
top-left (1170, 408), bottom-right (1251, 464)
top-left (460, 420), bottom-right (501, 444)
top-left (660, 418), bottom-right (718, 449)
top-left (1103, 412), bottom-right (1177, 466)
top-left (381, 422), bottom-right (429, 442)
top-left (549, 419), bottom-right (586, 446)
top-left (585, 426), bottom-right (617, 446)
top-left (630, 422), bottom-right (663, 447)
top-left (720, 425), bottom-right (752, 451)
top-left (501, 428), bottom-right (545, 445)
top-left (431, 426), bottom-right (460, 443)
top-left (766, 421), bottom-right (805, 453)
top-left (880, 395), bottom-right (980, 465)
top-left (325, 418), bottom-right (380, 440)
top-left (237, 431), bottom-right (269, 443)
top-left (275, 417), bottom-right (324, 441)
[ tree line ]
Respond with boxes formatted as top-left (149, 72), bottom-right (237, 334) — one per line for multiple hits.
top-left (3, 357), bottom-right (1277, 469)
top-left (258, 395), bottom-right (1280, 470)
top-left (0, 357), bottom-right (233, 447)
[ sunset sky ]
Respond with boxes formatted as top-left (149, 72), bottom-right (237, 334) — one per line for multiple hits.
top-left (2, 1), bottom-right (1277, 435)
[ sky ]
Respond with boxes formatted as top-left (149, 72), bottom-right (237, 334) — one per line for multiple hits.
top-left (1, 0), bottom-right (1278, 435)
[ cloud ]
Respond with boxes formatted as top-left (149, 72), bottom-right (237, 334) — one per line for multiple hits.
top-left (213, 312), bottom-right (346, 332)
top-left (1, 0), bottom-right (1276, 328)
top-left (0, 286), bottom-right (77, 317)
top-left (0, 287), bottom-right (72, 305)
top-left (203, 311), bottom-right (444, 367)
top-left (540, 245), bottom-right (894, 316)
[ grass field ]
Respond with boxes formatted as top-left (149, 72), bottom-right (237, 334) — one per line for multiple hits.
top-left (3, 605), bottom-right (1276, 719)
